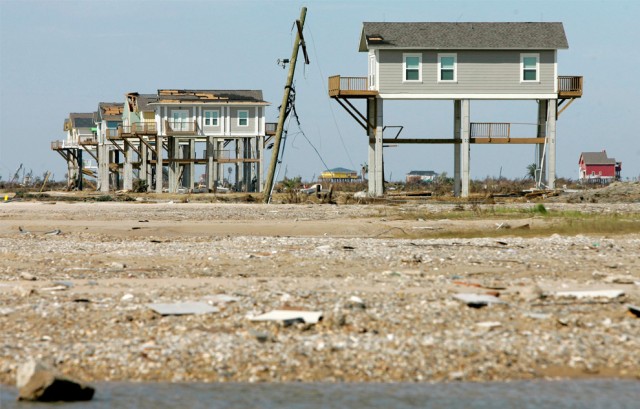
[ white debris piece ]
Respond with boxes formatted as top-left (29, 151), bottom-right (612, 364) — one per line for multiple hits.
top-left (554, 289), bottom-right (625, 299)
top-left (249, 310), bottom-right (323, 324)
top-left (147, 302), bottom-right (219, 316)
top-left (453, 293), bottom-right (506, 307)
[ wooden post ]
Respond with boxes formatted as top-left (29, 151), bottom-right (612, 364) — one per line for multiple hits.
top-left (263, 6), bottom-right (307, 203)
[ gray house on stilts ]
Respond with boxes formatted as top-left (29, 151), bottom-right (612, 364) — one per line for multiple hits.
top-left (329, 22), bottom-right (583, 197)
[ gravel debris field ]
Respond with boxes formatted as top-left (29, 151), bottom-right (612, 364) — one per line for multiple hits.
top-left (1, 198), bottom-right (639, 385)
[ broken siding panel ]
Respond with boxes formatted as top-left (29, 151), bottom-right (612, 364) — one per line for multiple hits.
top-left (378, 49), bottom-right (556, 95)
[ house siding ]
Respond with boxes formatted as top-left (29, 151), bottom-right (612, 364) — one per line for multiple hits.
top-left (378, 49), bottom-right (556, 96)
top-left (229, 107), bottom-right (257, 134)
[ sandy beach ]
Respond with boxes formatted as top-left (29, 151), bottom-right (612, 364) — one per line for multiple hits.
top-left (1, 196), bottom-right (639, 385)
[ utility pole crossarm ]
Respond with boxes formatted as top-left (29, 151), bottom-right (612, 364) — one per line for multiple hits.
top-left (263, 7), bottom-right (308, 204)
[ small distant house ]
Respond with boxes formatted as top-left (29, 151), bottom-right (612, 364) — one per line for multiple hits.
top-left (406, 170), bottom-right (437, 184)
top-left (320, 167), bottom-right (359, 182)
top-left (52, 112), bottom-right (97, 190)
top-left (578, 151), bottom-right (621, 183)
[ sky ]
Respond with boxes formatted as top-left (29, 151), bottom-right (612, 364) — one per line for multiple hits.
top-left (1, 0), bottom-right (639, 183)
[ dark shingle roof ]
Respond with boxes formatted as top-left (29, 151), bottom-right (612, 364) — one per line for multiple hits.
top-left (69, 112), bottom-right (95, 129)
top-left (408, 170), bottom-right (437, 176)
top-left (580, 152), bottom-right (616, 165)
top-left (359, 22), bottom-right (568, 51)
top-left (155, 89), bottom-right (268, 104)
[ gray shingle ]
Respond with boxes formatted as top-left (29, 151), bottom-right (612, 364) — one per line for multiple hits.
top-left (581, 152), bottom-right (616, 165)
top-left (360, 22), bottom-right (568, 51)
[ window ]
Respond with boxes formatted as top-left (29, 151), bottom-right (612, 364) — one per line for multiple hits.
top-left (403, 53), bottom-right (421, 82)
top-left (521, 53), bottom-right (539, 82)
top-left (238, 110), bottom-right (249, 127)
top-left (204, 110), bottom-right (219, 126)
top-left (438, 53), bottom-right (457, 82)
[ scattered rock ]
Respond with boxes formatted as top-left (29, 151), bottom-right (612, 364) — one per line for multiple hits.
top-left (16, 359), bottom-right (95, 402)
top-left (19, 272), bottom-right (37, 281)
top-left (518, 284), bottom-right (544, 302)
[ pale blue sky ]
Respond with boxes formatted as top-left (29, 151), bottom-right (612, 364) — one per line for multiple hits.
top-left (1, 0), bottom-right (639, 183)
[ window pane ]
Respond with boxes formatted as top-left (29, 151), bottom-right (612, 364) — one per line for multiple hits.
top-left (406, 56), bottom-right (419, 69)
top-left (441, 57), bottom-right (454, 68)
top-left (239, 111), bottom-right (248, 126)
top-left (441, 69), bottom-right (454, 81)
top-left (523, 69), bottom-right (537, 81)
top-left (523, 57), bottom-right (537, 68)
top-left (406, 69), bottom-right (419, 81)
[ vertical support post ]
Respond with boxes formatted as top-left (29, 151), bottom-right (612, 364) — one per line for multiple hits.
top-left (155, 135), bottom-right (163, 193)
top-left (263, 6), bottom-right (307, 203)
top-left (461, 99), bottom-right (470, 197)
top-left (374, 97), bottom-right (384, 196)
top-left (547, 99), bottom-right (557, 189)
top-left (77, 150), bottom-right (83, 191)
top-left (258, 135), bottom-right (264, 192)
top-left (140, 140), bottom-right (147, 185)
top-left (207, 135), bottom-right (215, 191)
top-left (453, 100), bottom-right (461, 197)
top-left (367, 97), bottom-right (376, 195)
top-left (235, 141), bottom-right (241, 191)
top-left (123, 141), bottom-right (133, 191)
top-left (99, 143), bottom-right (109, 193)
top-left (536, 99), bottom-right (548, 186)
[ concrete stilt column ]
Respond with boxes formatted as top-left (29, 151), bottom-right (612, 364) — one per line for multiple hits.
top-left (235, 141), bottom-right (241, 191)
top-left (461, 99), bottom-right (470, 198)
top-left (155, 135), bottom-right (163, 193)
top-left (453, 100), bottom-right (461, 197)
top-left (206, 135), bottom-right (215, 191)
top-left (123, 141), bottom-right (133, 191)
top-left (139, 140), bottom-right (147, 186)
top-left (216, 140), bottom-right (223, 186)
top-left (367, 98), bottom-right (376, 195)
top-left (546, 99), bottom-right (557, 189)
top-left (99, 143), bottom-right (109, 193)
top-left (188, 138), bottom-right (195, 189)
top-left (374, 97), bottom-right (384, 196)
top-left (258, 136), bottom-right (264, 192)
top-left (536, 100), bottom-right (548, 186)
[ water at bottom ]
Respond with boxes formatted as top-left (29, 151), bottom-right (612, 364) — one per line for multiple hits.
top-left (1, 379), bottom-right (638, 408)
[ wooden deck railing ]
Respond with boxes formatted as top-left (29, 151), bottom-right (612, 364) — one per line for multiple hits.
top-left (328, 75), bottom-right (377, 97)
top-left (558, 76), bottom-right (583, 97)
top-left (165, 120), bottom-right (197, 134)
top-left (119, 122), bottom-right (158, 136)
top-left (470, 122), bottom-right (511, 138)
top-left (265, 122), bottom-right (277, 135)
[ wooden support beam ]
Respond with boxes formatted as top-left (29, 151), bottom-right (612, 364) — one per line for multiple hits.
top-left (109, 140), bottom-right (126, 154)
top-left (375, 137), bottom-right (546, 144)
top-left (334, 98), bottom-right (367, 130)
top-left (557, 98), bottom-right (576, 117)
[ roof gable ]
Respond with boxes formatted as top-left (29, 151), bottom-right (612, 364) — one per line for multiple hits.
top-left (580, 152), bottom-right (616, 165)
top-left (360, 22), bottom-right (568, 51)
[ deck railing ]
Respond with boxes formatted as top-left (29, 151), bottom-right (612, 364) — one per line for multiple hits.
top-left (165, 120), bottom-right (198, 134)
top-left (119, 122), bottom-right (158, 136)
top-left (470, 122), bottom-right (511, 138)
top-left (265, 122), bottom-right (277, 135)
top-left (558, 76), bottom-right (583, 97)
top-left (328, 75), bottom-right (370, 95)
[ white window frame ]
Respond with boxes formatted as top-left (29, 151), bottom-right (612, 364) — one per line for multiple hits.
top-left (438, 53), bottom-right (457, 83)
top-left (203, 110), bottom-right (219, 127)
top-left (521, 53), bottom-right (540, 83)
top-left (403, 53), bottom-right (422, 83)
top-left (237, 110), bottom-right (249, 127)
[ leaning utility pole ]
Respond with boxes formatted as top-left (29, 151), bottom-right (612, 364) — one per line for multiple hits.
top-left (263, 6), bottom-right (309, 204)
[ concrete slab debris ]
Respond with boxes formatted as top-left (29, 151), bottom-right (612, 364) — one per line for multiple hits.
top-left (453, 293), bottom-right (506, 308)
top-left (147, 302), bottom-right (220, 316)
top-left (249, 310), bottom-right (323, 324)
top-left (554, 289), bottom-right (625, 299)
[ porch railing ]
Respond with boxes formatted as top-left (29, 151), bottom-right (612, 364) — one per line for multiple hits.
top-left (470, 122), bottom-right (511, 138)
top-left (165, 120), bottom-right (198, 134)
top-left (119, 122), bottom-right (158, 135)
top-left (328, 75), bottom-right (370, 95)
top-left (558, 76), bottom-right (583, 96)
